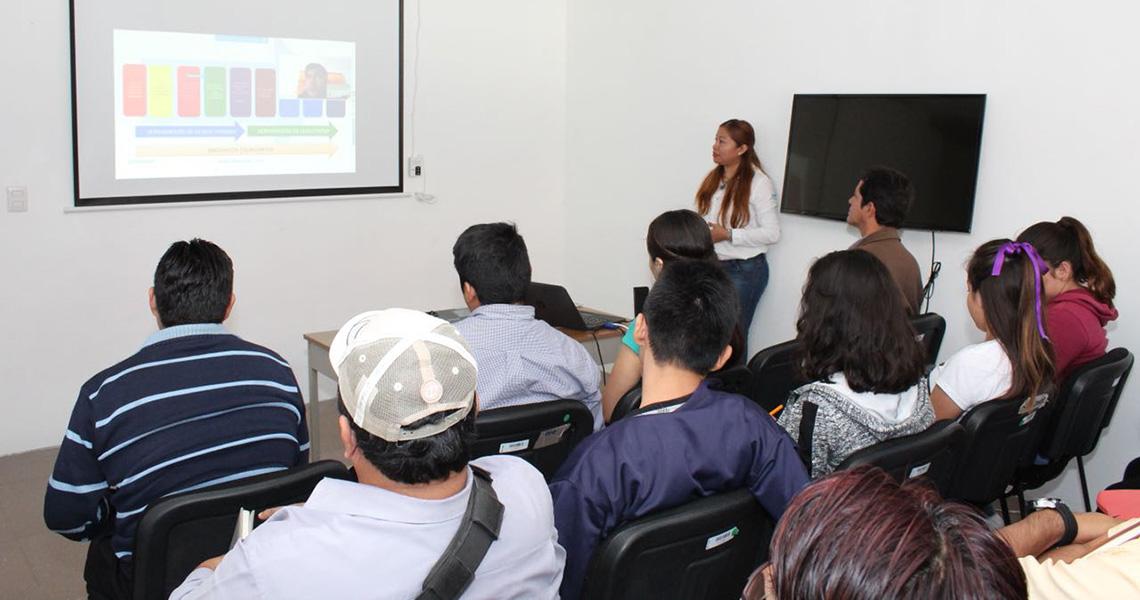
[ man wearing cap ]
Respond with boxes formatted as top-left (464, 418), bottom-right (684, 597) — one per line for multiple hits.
top-left (452, 222), bottom-right (604, 428)
top-left (170, 308), bottom-right (566, 599)
top-left (44, 239), bottom-right (309, 600)
top-left (548, 261), bottom-right (810, 599)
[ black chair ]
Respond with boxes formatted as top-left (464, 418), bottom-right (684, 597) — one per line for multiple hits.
top-left (946, 394), bottom-right (1051, 523)
top-left (835, 420), bottom-right (966, 497)
top-left (471, 400), bottom-right (594, 480)
top-left (582, 489), bottom-right (774, 600)
top-left (1105, 456), bottom-right (1140, 491)
top-left (1016, 348), bottom-right (1134, 510)
top-left (746, 339), bottom-right (805, 413)
top-left (610, 367), bottom-right (751, 425)
top-left (910, 312), bottom-right (947, 374)
top-left (707, 365), bottom-right (754, 397)
top-left (610, 382), bottom-right (643, 423)
top-left (132, 460), bottom-right (353, 600)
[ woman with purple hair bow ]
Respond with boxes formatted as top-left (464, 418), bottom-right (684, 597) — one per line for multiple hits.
top-left (929, 239), bottom-right (1055, 421)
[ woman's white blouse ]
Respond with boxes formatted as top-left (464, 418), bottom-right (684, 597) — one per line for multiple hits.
top-left (705, 169), bottom-right (781, 260)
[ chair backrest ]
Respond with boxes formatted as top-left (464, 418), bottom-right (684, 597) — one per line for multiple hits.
top-left (582, 489), bottom-right (773, 600)
top-left (948, 394), bottom-right (1049, 506)
top-left (746, 339), bottom-right (805, 413)
top-left (708, 366), bottom-right (754, 397)
top-left (910, 312), bottom-right (947, 374)
top-left (470, 400), bottom-right (594, 480)
top-left (132, 460), bottom-right (352, 600)
top-left (610, 383), bottom-right (643, 423)
top-left (1093, 349), bottom-right (1134, 438)
top-left (1040, 348), bottom-right (1133, 461)
top-left (836, 420), bottom-right (966, 496)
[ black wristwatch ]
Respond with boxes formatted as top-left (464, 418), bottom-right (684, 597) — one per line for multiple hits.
top-left (1030, 497), bottom-right (1078, 549)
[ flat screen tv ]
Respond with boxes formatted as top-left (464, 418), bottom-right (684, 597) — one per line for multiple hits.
top-left (780, 94), bottom-right (985, 233)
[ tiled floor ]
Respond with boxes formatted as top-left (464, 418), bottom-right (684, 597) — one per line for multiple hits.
top-left (0, 400), bottom-right (344, 600)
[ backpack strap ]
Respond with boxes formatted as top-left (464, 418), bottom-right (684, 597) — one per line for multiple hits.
top-left (797, 401), bottom-right (819, 470)
top-left (416, 465), bottom-right (504, 600)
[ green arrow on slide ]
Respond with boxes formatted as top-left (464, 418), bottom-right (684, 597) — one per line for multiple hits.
top-left (246, 122), bottom-right (339, 139)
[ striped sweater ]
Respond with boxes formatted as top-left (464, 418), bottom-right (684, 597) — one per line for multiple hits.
top-left (43, 324), bottom-right (309, 564)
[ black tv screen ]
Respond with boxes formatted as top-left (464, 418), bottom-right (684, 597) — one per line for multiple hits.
top-left (781, 94), bottom-right (985, 233)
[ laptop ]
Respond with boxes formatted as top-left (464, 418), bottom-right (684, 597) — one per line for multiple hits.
top-left (525, 282), bottom-right (628, 330)
top-left (426, 307), bottom-right (471, 323)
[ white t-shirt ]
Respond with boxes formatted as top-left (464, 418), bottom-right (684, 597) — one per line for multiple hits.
top-left (928, 339), bottom-right (1012, 412)
top-left (705, 169), bottom-right (781, 260)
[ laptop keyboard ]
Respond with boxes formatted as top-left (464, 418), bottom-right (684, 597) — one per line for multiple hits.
top-left (580, 311), bottom-right (616, 330)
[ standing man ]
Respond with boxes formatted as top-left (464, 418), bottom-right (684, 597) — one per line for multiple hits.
top-left (846, 167), bottom-right (924, 313)
top-left (452, 222), bottom-right (603, 428)
top-left (44, 239), bottom-right (309, 600)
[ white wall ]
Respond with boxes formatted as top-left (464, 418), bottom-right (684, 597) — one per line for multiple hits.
top-left (0, 0), bottom-right (568, 455)
top-left (3, 0), bottom-right (1135, 507)
top-left (565, 1), bottom-right (1139, 505)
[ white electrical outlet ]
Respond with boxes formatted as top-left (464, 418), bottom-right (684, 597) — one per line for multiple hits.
top-left (408, 155), bottom-right (424, 177)
top-left (6, 186), bottom-right (28, 212)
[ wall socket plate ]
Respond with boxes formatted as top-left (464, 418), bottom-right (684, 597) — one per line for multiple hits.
top-left (408, 155), bottom-right (424, 177)
top-left (6, 186), bottom-right (27, 212)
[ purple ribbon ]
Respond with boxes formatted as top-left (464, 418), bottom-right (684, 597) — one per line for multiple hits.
top-left (990, 241), bottom-right (1050, 340)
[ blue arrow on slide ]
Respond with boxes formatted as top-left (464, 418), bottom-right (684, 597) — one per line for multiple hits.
top-left (135, 122), bottom-right (245, 141)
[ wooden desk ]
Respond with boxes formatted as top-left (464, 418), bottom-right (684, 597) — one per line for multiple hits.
top-left (302, 322), bottom-right (622, 459)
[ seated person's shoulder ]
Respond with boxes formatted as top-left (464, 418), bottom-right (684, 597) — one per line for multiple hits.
top-left (229, 336), bottom-right (290, 361)
top-left (474, 455), bottom-right (551, 500)
top-left (944, 339), bottom-right (1005, 367)
top-left (700, 386), bottom-right (775, 419)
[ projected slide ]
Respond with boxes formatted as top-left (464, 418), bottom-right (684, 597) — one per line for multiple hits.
top-left (113, 30), bottom-right (356, 180)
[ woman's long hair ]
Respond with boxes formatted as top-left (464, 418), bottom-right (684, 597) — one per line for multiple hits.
top-left (647, 209), bottom-right (717, 264)
top-left (696, 119), bottom-right (763, 228)
top-left (744, 466), bottom-right (1027, 600)
top-left (1017, 216), bottom-right (1115, 308)
top-left (796, 250), bottom-right (926, 393)
top-left (967, 240), bottom-right (1055, 404)
top-left (645, 209), bottom-right (745, 368)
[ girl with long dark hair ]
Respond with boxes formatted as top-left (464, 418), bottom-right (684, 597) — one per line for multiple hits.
top-left (929, 240), bottom-right (1055, 420)
top-left (695, 119), bottom-right (780, 349)
top-left (776, 250), bottom-right (931, 477)
top-left (601, 210), bottom-right (718, 421)
top-left (1016, 217), bottom-right (1117, 382)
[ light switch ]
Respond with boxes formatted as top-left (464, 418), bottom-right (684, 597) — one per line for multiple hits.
top-left (6, 186), bottom-right (28, 212)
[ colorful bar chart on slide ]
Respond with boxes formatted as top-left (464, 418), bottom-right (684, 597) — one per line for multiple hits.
top-left (113, 29), bottom-right (356, 180)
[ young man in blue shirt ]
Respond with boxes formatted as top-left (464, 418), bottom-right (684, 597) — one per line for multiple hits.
top-left (452, 222), bottom-right (603, 427)
top-left (549, 259), bottom-right (810, 599)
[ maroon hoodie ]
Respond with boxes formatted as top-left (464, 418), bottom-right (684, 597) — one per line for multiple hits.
top-left (1047, 288), bottom-right (1119, 382)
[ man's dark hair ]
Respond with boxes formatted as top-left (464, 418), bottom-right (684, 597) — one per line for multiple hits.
top-left (337, 397), bottom-right (473, 484)
top-left (797, 250), bottom-right (926, 393)
top-left (452, 222), bottom-right (532, 304)
top-left (859, 166), bottom-right (914, 228)
top-left (642, 260), bottom-right (738, 374)
top-left (153, 238), bottom-right (234, 327)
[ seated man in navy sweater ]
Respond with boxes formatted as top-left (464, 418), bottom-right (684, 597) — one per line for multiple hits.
top-left (44, 238), bottom-right (309, 600)
top-left (549, 260), bottom-right (811, 599)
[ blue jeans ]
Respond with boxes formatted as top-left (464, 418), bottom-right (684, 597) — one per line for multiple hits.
top-left (721, 253), bottom-right (769, 353)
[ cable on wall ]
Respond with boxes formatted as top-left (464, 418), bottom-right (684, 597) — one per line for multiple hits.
top-left (920, 230), bottom-right (941, 314)
top-left (409, 0), bottom-right (434, 203)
